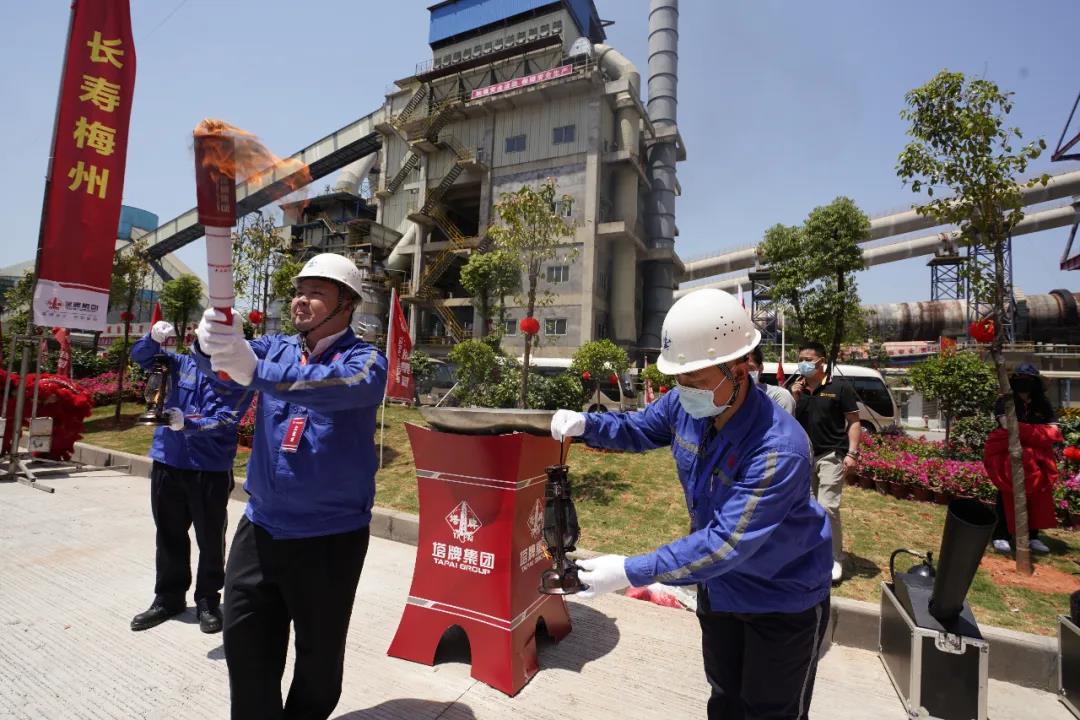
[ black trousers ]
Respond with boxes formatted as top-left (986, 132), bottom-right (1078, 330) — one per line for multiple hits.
top-left (697, 589), bottom-right (830, 720)
top-left (223, 515), bottom-right (370, 720)
top-left (150, 461), bottom-right (233, 610)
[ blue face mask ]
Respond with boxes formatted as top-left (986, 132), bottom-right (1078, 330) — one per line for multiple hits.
top-left (677, 375), bottom-right (735, 419)
top-left (797, 360), bottom-right (819, 377)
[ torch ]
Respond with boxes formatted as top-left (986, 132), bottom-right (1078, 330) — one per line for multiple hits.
top-left (194, 120), bottom-right (237, 378)
top-left (538, 463), bottom-right (588, 595)
top-left (136, 354), bottom-right (174, 426)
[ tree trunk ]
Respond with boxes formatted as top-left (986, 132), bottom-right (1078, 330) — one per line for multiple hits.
top-left (991, 241), bottom-right (1031, 575)
top-left (828, 271), bottom-right (846, 374)
top-left (478, 293), bottom-right (490, 338)
top-left (520, 276), bottom-right (538, 408)
top-left (944, 413), bottom-right (952, 448)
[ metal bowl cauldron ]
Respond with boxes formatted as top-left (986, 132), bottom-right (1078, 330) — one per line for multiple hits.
top-left (419, 407), bottom-right (555, 436)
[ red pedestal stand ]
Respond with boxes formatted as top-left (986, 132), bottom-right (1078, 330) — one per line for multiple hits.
top-left (387, 424), bottom-right (572, 696)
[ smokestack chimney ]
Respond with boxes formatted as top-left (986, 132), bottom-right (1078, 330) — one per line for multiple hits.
top-left (641, 0), bottom-right (680, 350)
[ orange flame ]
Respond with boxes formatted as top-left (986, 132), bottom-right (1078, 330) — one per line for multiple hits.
top-left (193, 118), bottom-right (312, 205)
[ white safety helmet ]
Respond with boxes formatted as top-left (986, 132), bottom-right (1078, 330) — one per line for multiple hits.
top-left (655, 288), bottom-right (761, 376)
top-left (292, 253), bottom-right (364, 298)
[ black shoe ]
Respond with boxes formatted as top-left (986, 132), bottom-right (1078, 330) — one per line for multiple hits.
top-left (131, 603), bottom-right (184, 632)
top-left (198, 606), bottom-right (223, 634)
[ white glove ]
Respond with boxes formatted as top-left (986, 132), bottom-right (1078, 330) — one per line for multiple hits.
top-left (195, 307), bottom-right (242, 355)
top-left (150, 321), bottom-right (176, 344)
top-left (165, 407), bottom-right (185, 432)
top-left (209, 336), bottom-right (257, 387)
top-left (550, 409), bottom-right (587, 441)
top-left (576, 554), bottom-right (630, 598)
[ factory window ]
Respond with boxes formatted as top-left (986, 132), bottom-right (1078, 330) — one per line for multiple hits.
top-left (453, 51), bottom-right (461, 63)
top-left (505, 134), bottom-right (526, 153)
top-left (517, 31), bottom-right (526, 43)
top-left (502, 319), bottom-right (517, 336)
top-left (553, 199), bottom-right (573, 217)
top-left (598, 271), bottom-right (609, 292)
top-left (547, 265), bottom-right (570, 283)
top-left (553, 124), bottom-right (576, 145)
top-left (597, 317), bottom-right (608, 339)
top-left (484, 42), bottom-right (492, 53)
top-left (545, 318), bottom-right (567, 336)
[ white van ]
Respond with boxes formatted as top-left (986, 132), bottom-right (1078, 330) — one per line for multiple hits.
top-left (760, 362), bottom-right (902, 434)
top-left (522, 357), bottom-right (637, 413)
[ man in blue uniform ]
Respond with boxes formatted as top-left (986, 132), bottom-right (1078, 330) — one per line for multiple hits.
top-left (194, 253), bottom-right (387, 720)
top-left (129, 320), bottom-right (253, 634)
top-left (550, 288), bottom-right (832, 720)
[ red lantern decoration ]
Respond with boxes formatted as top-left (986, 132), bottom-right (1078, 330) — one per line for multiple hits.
top-left (968, 319), bottom-right (995, 343)
top-left (659, 385), bottom-right (668, 394)
top-left (581, 371), bottom-right (591, 381)
top-left (608, 373), bottom-right (619, 385)
top-left (1065, 446), bottom-right (1080, 463)
top-left (120, 311), bottom-right (134, 323)
top-left (519, 316), bottom-right (540, 335)
top-left (248, 310), bottom-right (264, 325)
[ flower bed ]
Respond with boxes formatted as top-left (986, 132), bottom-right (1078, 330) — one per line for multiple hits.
top-left (858, 432), bottom-right (996, 505)
top-left (237, 394), bottom-right (257, 447)
top-left (76, 370), bottom-right (145, 407)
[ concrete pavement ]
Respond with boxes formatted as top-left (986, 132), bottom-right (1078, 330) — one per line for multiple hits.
top-left (0, 469), bottom-right (1069, 719)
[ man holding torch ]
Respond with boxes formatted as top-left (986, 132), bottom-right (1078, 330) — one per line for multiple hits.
top-left (128, 320), bottom-right (253, 635)
top-left (194, 252), bottom-right (386, 720)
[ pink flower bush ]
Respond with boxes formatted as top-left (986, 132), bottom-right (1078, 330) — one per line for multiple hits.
top-left (858, 432), bottom-right (994, 499)
top-left (76, 371), bottom-right (146, 407)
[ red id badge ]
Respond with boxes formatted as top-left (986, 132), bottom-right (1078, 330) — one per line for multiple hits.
top-left (282, 417), bottom-right (307, 453)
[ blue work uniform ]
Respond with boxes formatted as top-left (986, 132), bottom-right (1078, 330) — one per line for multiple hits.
top-left (131, 334), bottom-right (254, 471)
top-left (130, 333), bottom-right (254, 612)
top-left (582, 384), bottom-right (832, 615)
top-left (194, 328), bottom-right (387, 539)
top-left (195, 327), bottom-right (387, 718)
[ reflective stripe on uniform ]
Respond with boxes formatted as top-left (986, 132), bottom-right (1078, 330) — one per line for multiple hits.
top-left (655, 451), bottom-right (778, 583)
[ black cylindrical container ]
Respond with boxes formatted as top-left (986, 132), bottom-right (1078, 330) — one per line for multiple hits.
top-left (929, 498), bottom-right (996, 622)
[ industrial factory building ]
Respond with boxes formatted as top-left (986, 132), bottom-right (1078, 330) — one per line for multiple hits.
top-left (134, 0), bottom-right (1078, 372)
top-left (344, 0), bottom-right (682, 356)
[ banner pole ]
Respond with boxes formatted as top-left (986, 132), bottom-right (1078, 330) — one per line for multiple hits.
top-left (380, 288), bottom-right (396, 469)
top-left (33, 1), bottom-right (78, 284)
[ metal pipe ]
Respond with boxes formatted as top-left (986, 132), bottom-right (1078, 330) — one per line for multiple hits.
top-left (594, 43), bottom-right (642, 343)
top-left (864, 291), bottom-right (1080, 341)
top-left (641, 0), bottom-right (680, 349)
top-left (676, 202), bottom-right (1080, 299)
top-left (333, 153), bottom-right (378, 195)
top-left (680, 169), bottom-right (1080, 281)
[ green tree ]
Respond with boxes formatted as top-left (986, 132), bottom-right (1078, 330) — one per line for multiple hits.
top-left (908, 351), bottom-right (997, 446)
top-left (459, 250), bottom-right (520, 340)
top-left (232, 212), bottom-right (285, 333)
top-left (447, 339), bottom-right (502, 407)
top-left (570, 339), bottom-right (629, 411)
top-left (109, 238), bottom-right (153, 422)
top-left (897, 70), bottom-right (1047, 574)
top-left (3, 269), bottom-right (36, 339)
top-left (488, 179), bottom-right (577, 407)
top-left (758, 197), bottom-right (869, 367)
top-left (640, 363), bottom-right (675, 395)
top-left (270, 257), bottom-right (304, 335)
top-left (159, 274), bottom-right (205, 352)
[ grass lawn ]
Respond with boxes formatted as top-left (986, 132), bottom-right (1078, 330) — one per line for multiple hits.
top-left (82, 402), bottom-right (1079, 636)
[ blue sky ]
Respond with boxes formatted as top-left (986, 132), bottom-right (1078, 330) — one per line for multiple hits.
top-left (4, 0), bottom-right (1078, 304)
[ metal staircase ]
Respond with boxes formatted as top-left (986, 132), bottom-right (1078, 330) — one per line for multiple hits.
top-left (392, 85), bottom-right (428, 129)
top-left (385, 151), bottom-right (420, 193)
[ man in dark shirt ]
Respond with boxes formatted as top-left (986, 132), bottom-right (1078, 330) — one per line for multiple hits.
top-left (791, 342), bottom-right (861, 584)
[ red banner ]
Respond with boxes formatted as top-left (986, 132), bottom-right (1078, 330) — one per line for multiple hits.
top-left (34, 1), bottom-right (136, 332)
top-left (52, 327), bottom-right (72, 377)
top-left (469, 64), bottom-right (572, 100)
top-left (385, 289), bottom-right (414, 402)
